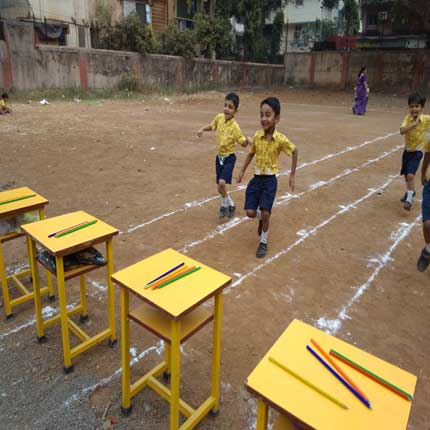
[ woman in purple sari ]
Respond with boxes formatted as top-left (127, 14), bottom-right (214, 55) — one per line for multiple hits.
top-left (353, 66), bottom-right (369, 115)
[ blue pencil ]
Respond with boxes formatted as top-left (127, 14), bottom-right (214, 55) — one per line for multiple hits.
top-left (145, 262), bottom-right (185, 287)
top-left (307, 345), bottom-right (372, 409)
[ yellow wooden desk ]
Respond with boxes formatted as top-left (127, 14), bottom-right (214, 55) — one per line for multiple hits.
top-left (21, 210), bottom-right (118, 373)
top-left (246, 319), bottom-right (417, 430)
top-left (0, 187), bottom-right (54, 319)
top-left (112, 248), bottom-right (231, 430)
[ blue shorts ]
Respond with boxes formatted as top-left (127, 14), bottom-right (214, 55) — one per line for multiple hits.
top-left (422, 181), bottom-right (430, 222)
top-left (244, 175), bottom-right (277, 213)
top-left (216, 154), bottom-right (236, 184)
top-left (400, 150), bottom-right (422, 176)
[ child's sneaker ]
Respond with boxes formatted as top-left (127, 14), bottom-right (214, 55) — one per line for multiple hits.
top-left (219, 206), bottom-right (228, 219)
top-left (227, 206), bottom-right (235, 218)
top-left (257, 219), bottom-right (262, 236)
top-left (417, 248), bottom-right (430, 272)
top-left (403, 201), bottom-right (412, 211)
top-left (256, 242), bottom-right (267, 258)
top-left (400, 191), bottom-right (415, 203)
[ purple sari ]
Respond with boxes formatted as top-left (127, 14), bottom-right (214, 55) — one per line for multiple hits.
top-left (353, 73), bottom-right (368, 115)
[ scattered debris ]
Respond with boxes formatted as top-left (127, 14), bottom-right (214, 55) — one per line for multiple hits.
top-left (39, 99), bottom-right (49, 105)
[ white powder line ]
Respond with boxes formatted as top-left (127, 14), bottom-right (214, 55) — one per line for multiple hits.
top-left (63, 341), bottom-right (164, 408)
top-left (126, 131), bottom-right (399, 235)
top-left (316, 215), bottom-right (421, 335)
top-left (230, 175), bottom-right (399, 290)
top-left (179, 145), bottom-right (403, 253)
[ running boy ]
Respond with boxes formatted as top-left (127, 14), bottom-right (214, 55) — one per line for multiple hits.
top-left (197, 93), bottom-right (249, 219)
top-left (0, 93), bottom-right (12, 115)
top-left (237, 97), bottom-right (298, 258)
top-left (399, 92), bottom-right (429, 211)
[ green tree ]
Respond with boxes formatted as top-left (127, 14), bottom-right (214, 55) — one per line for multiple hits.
top-left (341, 0), bottom-right (359, 35)
top-left (270, 10), bottom-right (284, 62)
top-left (159, 20), bottom-right (196, 58)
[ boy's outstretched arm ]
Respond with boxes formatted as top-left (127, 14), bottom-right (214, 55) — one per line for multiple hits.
top-left (197, 124), bottom-right (212, 137)
top-left (422, 152), bottom-right (430, 186)
top-left (289, 148), bottom-right (298, 191)
top-left (237, 153), bottom-right (255, 183)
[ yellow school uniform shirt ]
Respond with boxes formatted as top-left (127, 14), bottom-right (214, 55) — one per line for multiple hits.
top-left (0, 99), bottom-right (6, 109)
top-left (250, 128), bottom-right (295, 175)
top-left (211, 113), bottom-right (246, 157)
top-left (401, 114), bottom-right (430, 151)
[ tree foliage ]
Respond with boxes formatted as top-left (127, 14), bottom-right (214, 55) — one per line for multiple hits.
top-left (158, 20), bottom-right (196, 58)
top-left (340, 0), bottom-right (359, 35)
top-left (391, 0), bottom-right (430, 33)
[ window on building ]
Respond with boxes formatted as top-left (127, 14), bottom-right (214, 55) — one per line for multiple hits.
top-left (78, 26), bottom-right (86, 48)
top-left (367, 14), bottom-right (378, 26)
top-left (0, 21), bottom-right (5, 41)
top-left (295, 0), bottom-right (304, 5)
top-left (294, 25), bottom-right (302, 40)
top-left (136, 1), bottom-right (151, 25)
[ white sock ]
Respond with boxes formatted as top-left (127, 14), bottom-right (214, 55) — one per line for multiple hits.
top-left (426, 243), bottom-right (430, 253)
top-left (406, 190), bottom-right (414, 203)
top-left (221, 196), bottom-right (228, 207)
top-left (256, 208), bottom-right (262, 219)
top-left (260, 230), bottom-right (268, 244)
top-left (227, 195), bottom-right (234, 207)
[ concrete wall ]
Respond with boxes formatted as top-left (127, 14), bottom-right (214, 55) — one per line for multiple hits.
top-left (0, 20), bottom-right (285, 92)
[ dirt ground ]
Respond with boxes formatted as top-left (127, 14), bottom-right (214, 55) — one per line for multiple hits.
top-left (0, 87), bottom-right (429, 430)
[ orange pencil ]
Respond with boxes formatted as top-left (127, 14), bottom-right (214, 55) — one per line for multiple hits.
top-left (311, 338), bottom-right (370, 402)
top-left (151, 266), bottom-right (194, 290)
top-left (144, 266), bottom-right (185, 289)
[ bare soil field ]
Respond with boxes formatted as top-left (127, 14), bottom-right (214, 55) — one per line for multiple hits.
top-left (0, 87), bottom-right (429, 430)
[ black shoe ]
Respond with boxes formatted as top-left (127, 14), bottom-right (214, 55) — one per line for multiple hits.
top-left (257, 220), bottom-right (262, 236)
top-left (219, 206), bottom-right (227, 219)
top-left (227, 206), bottom-right (236, 218)
top-left (417, 248), bottom-right (430, 272)
top-left (403, 201), bottom-right (412, 211)
top-left (256, 242), bottom-right (267, 258)
top-left (400, 191), bottom-right (415, 203)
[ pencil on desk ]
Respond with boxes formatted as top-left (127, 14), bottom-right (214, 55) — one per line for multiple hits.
top-left (330, 349), bottom-right (413, 401)
top-left (268, 356), bottom-right (349, 410)
top-left (0, 194), bottom-right (37, 206)
top-left (48, 221), bottom-right (91, 238)
top-left (311, 338), bottom-right (370, 402)
top-left (144, 262), bottom-right (185, 288)
top-left (155, 266), bottom-right (201, 290)
top-left (307, 345), bottom-right (371, 409)
top-left (150, 266), bottom-right (193, 290)
top-left (55, 220), bottom-right (97, 238)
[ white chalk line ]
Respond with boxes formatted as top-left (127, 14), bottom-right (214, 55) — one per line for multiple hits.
top-left (316, 215), bottom-right (421, 335)
top-left (125, 131), bottom-right (399, 235)
top-left (179, 144), bottom-right (403, 254)
top-left (230, 174), bottom-right (400, 290)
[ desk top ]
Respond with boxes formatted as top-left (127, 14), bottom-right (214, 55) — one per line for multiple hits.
top-left (246, 319), bottom-right (417, 430)
top-left (0, 187), bottom-right (48, 218)
top-left (112, 248), bottom-right (231, 319)
top-left (21, 210), bottom-right (118, 256)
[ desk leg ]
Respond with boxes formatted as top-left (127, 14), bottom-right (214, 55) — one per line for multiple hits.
top-left (56, 256), bottom-right (73, 373)
top-left (163, 342), bottom-right (171, 380)
top-left (210, 292), bottom-right (223, 414)
top-left (256, 399), bottom-right (268, 430)
top-left (79, 275), bottom-right (88, 322)
top-left (0, 241), bottom-right (12, 319)
top-left (120, 287), bottom-right (132, 415)
top-left (106, 239), bottom-right (116, 346)
top-left (170, 319), bottom-right (181, 430)
top-left (38, 207), bottom-right (54, 300)
top-left (27, 237), bottom-right (44, 339)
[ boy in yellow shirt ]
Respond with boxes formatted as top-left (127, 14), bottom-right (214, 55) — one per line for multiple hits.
top-left (399, 92), bottom-right (430, 211)
top-left (198, 93), bottom-right (249, 218)
top-left (0, 93), bottom-right (12, 115)
top-left (237, 97), bottom-right (298, 258)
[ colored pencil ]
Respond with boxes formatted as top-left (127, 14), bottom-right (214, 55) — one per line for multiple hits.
top-left (144, 262), bottom-right (185, 288)
top-left (145, 265), bottom-right (188, 289)
top-left (48, 221), bottom-right (91, 238)
top-left (0, 194), bottom-right (36, 206)
top-left (311, 338), bottom-right (369, 402)
top-left (268, 356), bottom-right (349, 410)
top-left (330, 349), bottom-right (413, 401)
top-left (150, 266), bottom-right (193, 290)
top-left (307, 345), bottom-right (371, 409)
top-left (55, 220), bottom-right (97, 238)
top-left (155, 266), bottom-right (201, 290)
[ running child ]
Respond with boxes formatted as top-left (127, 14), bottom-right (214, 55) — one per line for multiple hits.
top-left (399, 92), bottom-right (430, 211)
top-left (237, 97), bottom-right (298, 258)
top-left (197, 92), bottom-right (249, 218)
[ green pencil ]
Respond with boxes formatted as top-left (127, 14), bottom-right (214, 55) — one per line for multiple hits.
top-left (155, 266), bottom-right (201, 289)
top-left (0, 194), bottom-right (37, 205)
top-left (55, 220), bottom-right (97, 238)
